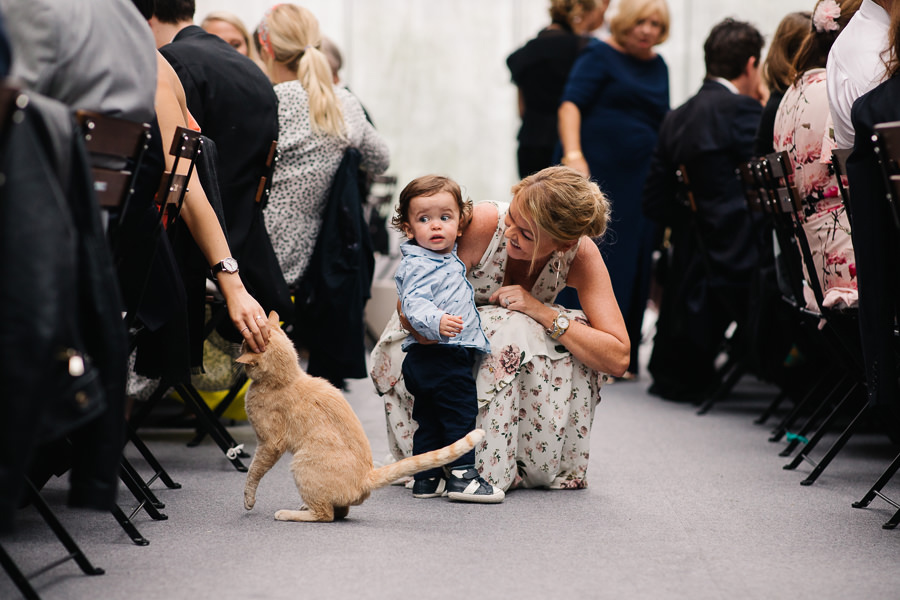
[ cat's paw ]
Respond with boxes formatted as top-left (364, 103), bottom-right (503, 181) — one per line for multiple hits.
top-left (244, 492), bottom-right (256, 510)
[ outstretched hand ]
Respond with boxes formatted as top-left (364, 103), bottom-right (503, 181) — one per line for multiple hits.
top-left (220, 276), bottom-right (270, 352)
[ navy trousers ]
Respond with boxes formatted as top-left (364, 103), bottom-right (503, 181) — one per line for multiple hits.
top-left (401, 344), bottom-right (478, 480)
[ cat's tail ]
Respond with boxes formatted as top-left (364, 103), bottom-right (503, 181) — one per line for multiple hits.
top-left (365, 429), bottom-right (485, 490)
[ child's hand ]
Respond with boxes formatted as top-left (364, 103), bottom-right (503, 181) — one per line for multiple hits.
top-left (439, 314), bottom-right (464, 338)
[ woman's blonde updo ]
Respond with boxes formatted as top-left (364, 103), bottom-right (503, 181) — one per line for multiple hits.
top-left (511, 166), bottom-right (610, 251)
top-left (260, 3), bottom-right (344, 136)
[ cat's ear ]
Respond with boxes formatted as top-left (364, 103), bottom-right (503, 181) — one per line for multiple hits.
top-left (235, 352), bottom-right (255, 364)
top-left (268, 311), bottom-right (279, 327)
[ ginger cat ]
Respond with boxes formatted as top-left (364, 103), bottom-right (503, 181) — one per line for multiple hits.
top-left (235, 311), bottom-right (484, 522)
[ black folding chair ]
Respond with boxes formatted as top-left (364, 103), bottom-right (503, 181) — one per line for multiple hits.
top-left (130, 138), bottom-right (280, 472)
top-left (847, 122), bottom-right (900, 527)
top-left (77, 110), bottom-right (186, 544)
top-left (672, 164), bottom-right (752, 415)
top-left (763, 151), bottom-right (868, 485)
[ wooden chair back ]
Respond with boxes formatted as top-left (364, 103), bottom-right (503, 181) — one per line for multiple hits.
top-left (75, 110), bottom-right (151, 210)
top-left (156, 126), bottom-right (202, 228)
top-left (254, 140), bottom-right (278, 206)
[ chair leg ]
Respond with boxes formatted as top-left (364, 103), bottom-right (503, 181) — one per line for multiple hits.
top-left (119, 458), bottom-right (168, 519)
top-left (696, 359), bottom-right (746, 415)
top-left (883, 507), bottom-right (900, 529)
top-left (755, 389), bottom-right (788, 425)
top-left (778, 376), bottom-right (851, 457)
top-left (126, 425), bottom-right (181, 489)
top-left (852, 450), bottom-right (900, 508)
top-left (769, 370), bottom-right (841, 442)
top-left (23, 478), bottom-right (106, 576)
top-left (0, 541), bottom-right (40, 600)
top-left (174, 383), bottom-right (248, 472)
top-left (782, 379), bottom-right (857, 463)
top-left (800, 399), bottom-right (868, 486)
top-left (187, 372), bottom-right (248, 447)
top-left (110, 504), bottom-right (149, 546)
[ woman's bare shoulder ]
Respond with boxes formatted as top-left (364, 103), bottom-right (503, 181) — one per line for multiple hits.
top-left (567, 237), bottom-right (608, 285)
top-left (458, 202), bottom-right (500, 266)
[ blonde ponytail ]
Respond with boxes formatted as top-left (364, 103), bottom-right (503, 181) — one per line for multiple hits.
top-left (298, 46), bottom-right (345, 136)
top-left (260, 4), bottom-right (345, 137)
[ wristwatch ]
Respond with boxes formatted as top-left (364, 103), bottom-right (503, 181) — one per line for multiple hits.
top-left (547, 312), bottom-right (570, 340)
top-left (211, 257), bottom-right (239, 276)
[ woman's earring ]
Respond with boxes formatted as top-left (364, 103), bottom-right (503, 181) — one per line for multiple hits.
top-left (553, 250), bottom-right (563, 289)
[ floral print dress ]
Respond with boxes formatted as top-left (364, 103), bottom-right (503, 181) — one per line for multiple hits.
top-left (773, 68), bottom-right (857, 310)
top-left (370, 202), bottom-right (604, 491)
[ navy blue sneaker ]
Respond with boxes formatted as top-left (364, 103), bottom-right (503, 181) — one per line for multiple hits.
top-left (412, 477), bottom-right (447, 499)
top-left (444, 466), bottom-right (505, 503)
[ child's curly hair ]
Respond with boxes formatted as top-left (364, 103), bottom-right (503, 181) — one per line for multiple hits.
top-left (392, 175), bottom-right (473, 232)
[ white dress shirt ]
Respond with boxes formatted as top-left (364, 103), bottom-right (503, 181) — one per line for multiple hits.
top-left (826, 0), bottom-right (891, 149)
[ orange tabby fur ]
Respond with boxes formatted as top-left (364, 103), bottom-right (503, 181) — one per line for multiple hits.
top-left (235, 311), bottom-right (484, 522)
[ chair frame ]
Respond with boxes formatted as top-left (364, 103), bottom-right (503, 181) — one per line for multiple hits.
top-left (762, 151), bottom-right (868, 486)
top-left (672, 164), bottom-right (750, 415)
top-left (849, 121), bottom-right (900, 527)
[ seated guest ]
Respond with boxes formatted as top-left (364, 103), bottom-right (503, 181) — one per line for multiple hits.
top-left (372, 166), bottom-right (630, 491)
top-left (255, 3), bottom-right (390, 389)
top-left (150, 0), bottom-right (293, 344)
top-left (773, 0), bottom-right (861, 311)
top-left (200, 10), bottom-right (266, 72)
top-left (844, 0), bottom-right (900, 432)
top-left (827, 0), bottom-right (892, 151)
top-left (0, 0), bottom-right (157, 516)
top-left (642, 18), bottom-right (766, 402)
top-left (754, 10), bottom-right (812, 156)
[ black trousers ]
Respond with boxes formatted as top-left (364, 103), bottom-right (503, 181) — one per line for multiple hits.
top-left (402, 344), bottom-right (478, 480)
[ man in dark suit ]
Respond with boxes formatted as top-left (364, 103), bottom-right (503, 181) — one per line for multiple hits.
top-left (150, 0), bottom-right (292, 322)
top-left (642, 18), bottom-right (765, 402)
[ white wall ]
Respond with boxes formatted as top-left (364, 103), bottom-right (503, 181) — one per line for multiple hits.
top-left (194, 0), bottom-right (816, 204)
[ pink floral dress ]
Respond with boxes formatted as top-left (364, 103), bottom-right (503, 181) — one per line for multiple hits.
top-left (370, 202), bottom-right (604, 491)
top-left (773, 68), bottom-right (857, 310)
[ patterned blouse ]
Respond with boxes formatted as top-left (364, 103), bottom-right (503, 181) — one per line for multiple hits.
top-left (264, 81), bottom-right (390, 285)
top-left (773, 68), bottom-right (857, 310)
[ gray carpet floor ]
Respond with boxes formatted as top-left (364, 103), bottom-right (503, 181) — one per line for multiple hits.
top-left (3, 367), bottom-right (900, 599)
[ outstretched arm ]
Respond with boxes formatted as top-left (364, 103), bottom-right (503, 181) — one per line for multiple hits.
top-left (155, 53), bottom-right (269, 352)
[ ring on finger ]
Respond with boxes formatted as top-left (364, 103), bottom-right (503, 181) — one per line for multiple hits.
top-left (503, 298), bottom-right (510, 307)
top-left (240, 326), bottom-right (250, 334)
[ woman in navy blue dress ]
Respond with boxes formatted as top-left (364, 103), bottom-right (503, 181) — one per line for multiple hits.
top-left (506, 0), bottom-right (609, 179)
top-left (558, 0), bottom-right (670, 378)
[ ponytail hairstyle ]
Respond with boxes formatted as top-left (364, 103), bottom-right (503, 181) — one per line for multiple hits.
top-left (258, 3), bottom-right (345, 136)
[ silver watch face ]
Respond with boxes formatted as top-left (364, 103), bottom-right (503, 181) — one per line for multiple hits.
top-left (557, 315), bottom-right (570, 329)
top-left (221, 257), bottom-right (239, 273)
